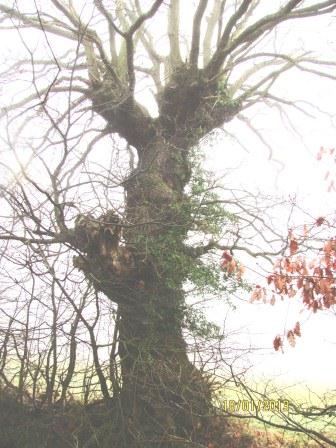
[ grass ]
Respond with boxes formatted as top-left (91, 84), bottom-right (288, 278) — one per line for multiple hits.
top-left (0, 386), bottom-right (334, 448)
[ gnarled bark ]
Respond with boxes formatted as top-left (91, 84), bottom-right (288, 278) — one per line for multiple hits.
top-left (70, 121), bottom-right (216, 444)
top-left (65, 51), bottom-right (246, 443)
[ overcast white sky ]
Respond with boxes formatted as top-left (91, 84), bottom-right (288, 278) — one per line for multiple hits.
top-left (203, 14), bottom-right (336, 389)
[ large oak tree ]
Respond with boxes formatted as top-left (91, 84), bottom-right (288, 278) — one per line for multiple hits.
top-left (0, 1), bottom-right (335, 446)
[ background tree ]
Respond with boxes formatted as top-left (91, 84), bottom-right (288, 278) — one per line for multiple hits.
top-left (0, 1), bottom-right (336, 447)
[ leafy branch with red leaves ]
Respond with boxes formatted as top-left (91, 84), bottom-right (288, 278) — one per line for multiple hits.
top-left (218, 147), bottom-right (336, 351)
top-left (247, 147), bottom-right (336, 351)
top-left (251, 215), bottom-right (336, 350)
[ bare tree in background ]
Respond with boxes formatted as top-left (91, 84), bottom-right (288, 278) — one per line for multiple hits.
top-left (0, 1), bottom-right (335, 446)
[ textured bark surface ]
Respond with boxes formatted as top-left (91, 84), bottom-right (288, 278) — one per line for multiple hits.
top-left (71, 143), bottom-right (197, 444)
top-left (72, 73), bottom-right (230, 443)
top-left (115, 136), bottom-right (211, 446)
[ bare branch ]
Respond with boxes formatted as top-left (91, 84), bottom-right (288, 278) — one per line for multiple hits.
top-left (0, 4), bottom-right (78, 40)
top-left (168, 0), bottom-right (182, 68)
top-left (206, 0), bottom-right (253, 75)
top-left (125, 0), bottom-right (165, 91)
top-left (203, 1), bottom-right (222, 65)
top-left (190, 0), bottom-right (209, 69)
top-left (206, 0), bottom-right (336, 78)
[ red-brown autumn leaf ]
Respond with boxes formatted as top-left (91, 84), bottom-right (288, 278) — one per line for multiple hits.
top-left (274, 275), bottom-right (287, 294)
top-left (251, 285), bottom-right (267, 302)
top-left (273, 336), bottom-right (283, 352)
top-left (237, 264), bottom-right (245, 280)
top-left (318, 278), bottom-right (330, 295)
top-left (221, 251), bottom-right (232, 262)
top-left (289, 238), bottom-right (298, 256)
top-left (315, 217), bottom-right (325, 227)
top-left (287, 330), bottom-right (296, 347)
top-left (267, 274), bottom-right (274, 285)
top-left (297, 277), bottom-right (304, 289)
top-left (221, 258), bottom-right (236, 274)
top-left (220, 251), bottom-right (245, 279)
top-left (220, 251), bottom-right (233, 271)
top-left (293, 322), bottom-right (301, 337)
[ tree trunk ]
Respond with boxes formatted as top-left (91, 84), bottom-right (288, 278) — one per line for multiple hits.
top-left (116, 289), bottom-right (211, 446)
top-left (110, 138), bottom-right (212, 446)
top-left (71, 134), bottom-right (213, 446)
top-left (73, 68), bottom-right (236, 445)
